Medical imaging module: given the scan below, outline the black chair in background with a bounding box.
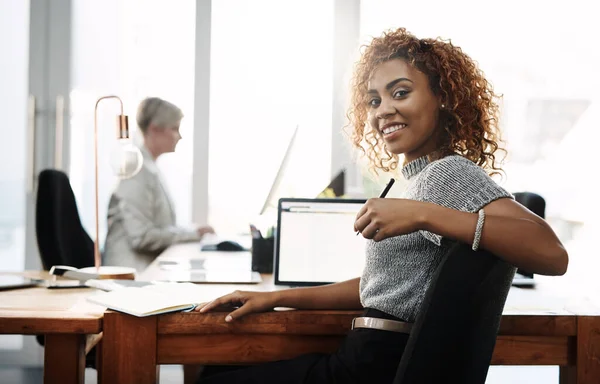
[393,243,516,384]
[513,192,546,219]
[513,192,546,279]
[35,169,97,367]
[35,169,95,270]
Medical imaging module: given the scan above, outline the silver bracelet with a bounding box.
[472,209,485,251]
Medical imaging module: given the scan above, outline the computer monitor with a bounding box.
[274,198,367,286]
[317,169,345,197]
[259,125,300,216]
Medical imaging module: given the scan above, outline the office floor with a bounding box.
[0,365,560,384]
[0,366,184,384]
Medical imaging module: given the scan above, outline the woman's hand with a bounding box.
[354,198,428,242]
[196,225,215,237]
[195,290,279,322]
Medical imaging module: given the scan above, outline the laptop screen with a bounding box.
[274,198,367,286]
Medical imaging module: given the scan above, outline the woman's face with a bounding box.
[367,58,441,163]
[149,122,182,154]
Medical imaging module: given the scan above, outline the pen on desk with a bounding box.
[356,177,395,236]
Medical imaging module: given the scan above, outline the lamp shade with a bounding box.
[109,138,143,179]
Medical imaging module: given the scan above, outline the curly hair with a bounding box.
[346,28,505,175]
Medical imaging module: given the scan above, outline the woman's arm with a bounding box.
[112,175,200,253]
[198,277,362,321]
[420,198,568,276]
[355,158,568,277]
[355,196,568,276]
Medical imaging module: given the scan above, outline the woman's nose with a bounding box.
[376,99,396,120]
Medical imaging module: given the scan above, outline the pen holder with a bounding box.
[251,237,274,273]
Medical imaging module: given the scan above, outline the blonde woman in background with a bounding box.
[103,97,214,272]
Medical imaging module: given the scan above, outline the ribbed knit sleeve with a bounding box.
[416,156,513,245]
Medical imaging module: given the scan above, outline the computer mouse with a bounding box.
[216,240,245,252]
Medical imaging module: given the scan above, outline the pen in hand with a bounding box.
[356,177,396,236]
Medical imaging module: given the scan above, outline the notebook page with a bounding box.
[87,284,205,317]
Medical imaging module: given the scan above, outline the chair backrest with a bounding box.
[35,169,95,270]
[513,192,545,219]
[513,192,545,278]
[393,243,516,384]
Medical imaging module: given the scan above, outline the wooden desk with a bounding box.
[101,243,600,383]
[0,272,104,384]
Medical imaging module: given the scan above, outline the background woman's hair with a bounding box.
[346,27,505,175]
[136,97,184,134]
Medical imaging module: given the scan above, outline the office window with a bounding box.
[0,0,28,271]
[0,0,29,352]
[69,0,196,245]
[209,0,334,235]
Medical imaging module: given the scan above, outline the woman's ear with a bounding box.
[146,124,160,136]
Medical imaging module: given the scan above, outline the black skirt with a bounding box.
[197,308,409,384]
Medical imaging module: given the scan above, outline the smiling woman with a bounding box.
[195,27,568,384]
[348,29,566,275]
[348,33,502,175]
[365,60,441,162]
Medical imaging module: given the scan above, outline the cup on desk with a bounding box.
[251,237,274,273]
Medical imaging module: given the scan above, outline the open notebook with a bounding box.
[86,282,210,317]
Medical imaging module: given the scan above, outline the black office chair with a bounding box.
[513,192,546,219]
[513,192,546,279]
[35,169,97,368]
[35,169,95,270]
[393,242,516,384]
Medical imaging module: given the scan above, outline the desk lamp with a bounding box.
[50,96,142,282]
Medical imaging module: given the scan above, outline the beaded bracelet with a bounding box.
[472,209,485,251]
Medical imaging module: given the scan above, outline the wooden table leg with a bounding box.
[44,334,86,384]
[101,312,159,384]
[96,340,103,384]
[559,366,576,384]
[577,316,600,384]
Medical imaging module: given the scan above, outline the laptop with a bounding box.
[157,249,262,284]
[511,272,536,287]
[274,198,367,286]
[0,275,41,291]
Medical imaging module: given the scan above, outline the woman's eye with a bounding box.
[368,98,380,107]
[393,89,409,98]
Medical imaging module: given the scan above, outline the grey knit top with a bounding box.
[359,154,513,322]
